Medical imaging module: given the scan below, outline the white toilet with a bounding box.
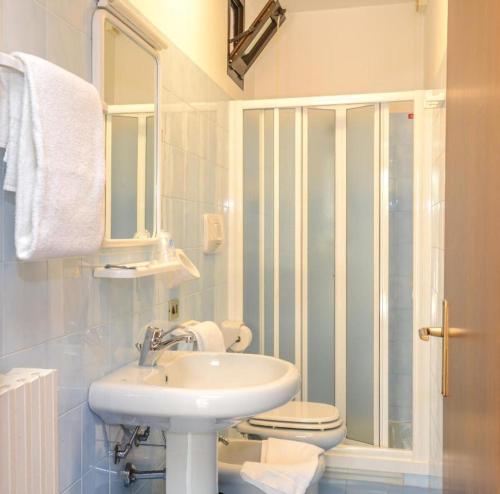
[217,321,347,493]
[218,401,346,493]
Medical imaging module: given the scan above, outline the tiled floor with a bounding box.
[319,480,442,494]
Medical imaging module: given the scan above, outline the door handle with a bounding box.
[419,299,449,397]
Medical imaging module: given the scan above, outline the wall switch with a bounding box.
[203,213,224,254]
[168,299,180,321]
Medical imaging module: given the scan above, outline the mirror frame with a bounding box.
[92,8,162,248]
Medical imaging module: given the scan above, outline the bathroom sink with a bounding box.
[90,352,298,493]
[89,351,299,432]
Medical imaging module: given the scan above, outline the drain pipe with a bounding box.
[122,463,166,487]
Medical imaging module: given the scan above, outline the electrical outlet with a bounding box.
[168,299,180,321]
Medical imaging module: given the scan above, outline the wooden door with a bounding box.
[444,1,500,492]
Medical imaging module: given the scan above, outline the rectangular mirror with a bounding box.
[92,9,161,246]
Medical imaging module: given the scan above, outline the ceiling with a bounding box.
[282,0,413,12]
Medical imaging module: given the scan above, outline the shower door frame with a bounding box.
[228,90,434,475]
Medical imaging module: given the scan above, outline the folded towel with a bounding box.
[2,53,104,260]
[190,321,226,352]
[241,438,324,494]
[0,67,24,178]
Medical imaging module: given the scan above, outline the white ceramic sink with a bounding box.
[89,351,299,494]
[89,351,299,431]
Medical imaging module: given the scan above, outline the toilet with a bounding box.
[217,321,347,493]
[236,400,346,450]
[218,400,346,493]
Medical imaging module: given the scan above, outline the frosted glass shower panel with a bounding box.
[243,110,260,354]
[243,109,275,355]
[346,105,376,445]
[306,108,336,404]
[264,111,275,357]
[279,109,296,364]
[388,102,414,449]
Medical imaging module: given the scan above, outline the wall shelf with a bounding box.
[93,249,200,285]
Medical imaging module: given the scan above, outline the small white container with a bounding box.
[156,231,175,262]
[218,439,325,494]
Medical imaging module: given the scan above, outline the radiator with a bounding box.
[0,368,58,494]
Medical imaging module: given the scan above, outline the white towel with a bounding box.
[241,438,324,494]
[0,66,24,176]
[190,321,226,352]
[2,52,104,260]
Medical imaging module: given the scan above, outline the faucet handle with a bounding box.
[147,326,164,350]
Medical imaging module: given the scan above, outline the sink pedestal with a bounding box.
[166,430,218,494]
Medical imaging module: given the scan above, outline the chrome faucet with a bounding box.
[137,325,195,367]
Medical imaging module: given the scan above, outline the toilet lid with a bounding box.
[248,402,342,431]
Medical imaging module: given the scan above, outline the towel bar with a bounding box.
[0,52,24,73]
[0,52,109,113]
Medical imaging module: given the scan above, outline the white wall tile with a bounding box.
[59,406,82,491]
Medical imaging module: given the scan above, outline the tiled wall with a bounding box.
[428,103,446,489]
[0,1,230,493]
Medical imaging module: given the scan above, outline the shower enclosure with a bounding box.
[229,92,435,474]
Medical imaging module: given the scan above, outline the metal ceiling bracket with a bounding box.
[228,0,286,89]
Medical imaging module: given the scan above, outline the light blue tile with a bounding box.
[3,261,64,354]
[162,198,185,249]
[320,479,347,493]
[81,457,109,494]
[403,488,440,494]
[180,292,202,323]
[200,253,215,289]
[0,341,47,374]
[136,276,156,314]
[404,474,429,488]
[59,406,83,491]
[43,0,95,35]
[0,156,5,264]
[104,278,136,320]
[163,144,186,200]
[200,159,216,205]
[201,287,215,321]
[45,9,89,80]
[184,201,201,249]
[1,0,47,56]
[186,109,201,157]
[82,404,109,475]
[61,479,82,494]
[178,248,202,298]
[81,261,104,329]
[81,325,109,389]
[106,312,139,371]
[185,152,200,202]
[47,333,85,414]
[58,258,85,334]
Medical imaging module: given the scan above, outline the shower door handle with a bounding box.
[419,299,450,397]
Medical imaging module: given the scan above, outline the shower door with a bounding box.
[241,101,414,450]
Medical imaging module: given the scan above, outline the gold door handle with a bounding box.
[419,300,450,397]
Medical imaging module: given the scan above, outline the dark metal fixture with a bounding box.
[228,0,286,88]
[114,426,151,464]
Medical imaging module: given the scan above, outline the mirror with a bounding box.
[93,11,160,246]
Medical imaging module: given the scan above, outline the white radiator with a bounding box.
[0,368,58,494]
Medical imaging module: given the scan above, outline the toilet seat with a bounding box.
[237,401,347,450]
[248,401,342,431]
